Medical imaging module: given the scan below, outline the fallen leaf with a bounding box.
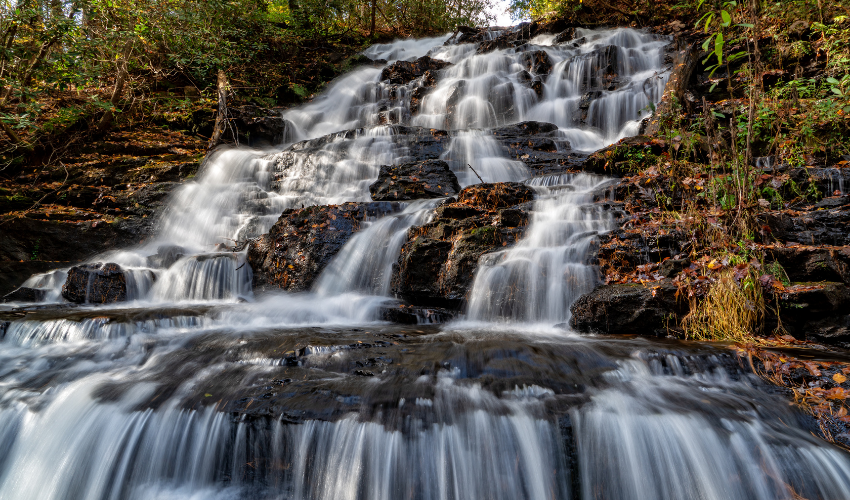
[834,373,847,384]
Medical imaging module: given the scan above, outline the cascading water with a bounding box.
[466,173,616,323]
[2,26,850,500]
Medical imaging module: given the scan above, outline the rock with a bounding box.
[659,258,690,278]
[770,282,850,346]
[247,202,403,292]
[2,287,47,303]
[764,206,850,246]
[553,28,576,44]
[268,126,451,189]
[62,263,127,304]
[520,50,553,76]
[409,69,439,115]
[645,36,699,136]
[378,302,457,324]
[369,160,461,201]
[216,105,290,147]
[146,245,185,269]
[392,182,534,308]
[0,320,8,341]
[569,280,687,336]
[491,121,579,176]
[765,246,850,284]
[583,136,666,176]
[380,56,450,85]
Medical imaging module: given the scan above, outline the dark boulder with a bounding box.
[0,320,8,340]
[247,202,402,292]
[380,56,450,85]
[569,280,687,336]
[370,160,461,201]
[392,182,534,308]
[62,263,127,304]
[2,287,47,303]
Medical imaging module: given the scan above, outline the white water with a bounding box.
[466,173,616,323]
[3,26,850,500]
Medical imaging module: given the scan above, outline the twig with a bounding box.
[467,163,485,183]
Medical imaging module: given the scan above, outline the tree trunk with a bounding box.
[97,41,133,131]
[370,0,376,37]
[208,69,229,149]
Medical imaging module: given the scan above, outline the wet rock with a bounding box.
[392,183,534,308]
[491,121,579,176]
[247,202,403,292]
[0,320,7,340]
[62,263,127,304]
[146,245,185,269]
[570,280,687,336]
[269,126,451,187]
[583,136,666,177]
[553,28,577,44]
[378,303,457,324]
[370,160,461,201]
[2,287,48,303]
[380,56,450,85]
[409,69,439,115]
[216,105,289,147]
[520,50,553,76]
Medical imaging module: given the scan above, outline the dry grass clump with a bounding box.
[682,269,765,342]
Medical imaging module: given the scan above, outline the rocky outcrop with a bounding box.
[369,160,461,201]
[380,56,450,85]
[392,182,534,308]
[247,202,402,292]
[62,263,127,304]
[569,280,687,336]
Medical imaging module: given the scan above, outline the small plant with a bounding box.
[683,267,765,342]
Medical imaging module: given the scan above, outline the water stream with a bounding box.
[2,27,850,499]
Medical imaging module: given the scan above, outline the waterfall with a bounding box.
[3,26,850,500]
[465,173,616,323]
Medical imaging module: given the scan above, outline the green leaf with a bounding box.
[713,111,726,118]
[831,87,844,96]
[705,13,715,32]
[737,23,755,28]
[702,35,713,52]
[721,10,731,27]
[826,77,841,85]
[715,32,724,64]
